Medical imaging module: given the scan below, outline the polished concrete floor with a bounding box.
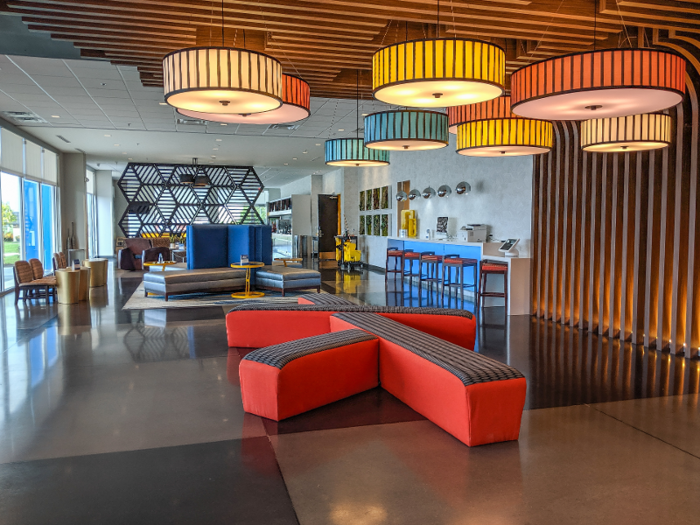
[0,260,698,524]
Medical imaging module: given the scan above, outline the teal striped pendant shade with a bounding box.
[364,110,449,151]
[324,138,390,167]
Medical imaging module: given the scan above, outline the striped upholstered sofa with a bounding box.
[230,297,526,447]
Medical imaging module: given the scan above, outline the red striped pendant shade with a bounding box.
[510,49,686,121]
[177,74,311,124]
[455,96,553,157]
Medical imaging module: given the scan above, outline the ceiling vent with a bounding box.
[267,124,300,131]
[2,111,47,124]
[176,118,206,125]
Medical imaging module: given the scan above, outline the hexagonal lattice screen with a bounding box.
[117,163,264,237]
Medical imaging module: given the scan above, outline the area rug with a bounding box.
[122,282,323,310]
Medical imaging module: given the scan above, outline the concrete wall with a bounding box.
[59,152,87,252]
[95,170,114,257]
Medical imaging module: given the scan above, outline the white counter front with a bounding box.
[387,237,532,315]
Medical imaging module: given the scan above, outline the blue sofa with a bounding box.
[186,224,273,270]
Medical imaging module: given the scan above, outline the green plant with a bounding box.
[2,203,16,232]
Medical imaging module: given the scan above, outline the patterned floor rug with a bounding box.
[122,282,322,310]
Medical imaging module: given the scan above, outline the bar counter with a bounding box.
[387,237,531,315]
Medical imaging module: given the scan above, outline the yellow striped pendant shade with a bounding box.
[372,38,505,108]
[456,96,553,157]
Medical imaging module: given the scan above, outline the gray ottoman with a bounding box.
[143,267,247,301]
[255,265,321,296]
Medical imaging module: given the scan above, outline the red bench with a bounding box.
[226,304,476,350]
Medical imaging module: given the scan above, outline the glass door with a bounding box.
[41,184,55,269]
[1,173,22,290]
[23,179,41,263]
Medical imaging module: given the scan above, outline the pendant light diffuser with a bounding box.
[177,74,310,124]
[455,96,553,157]
[372,39,505,108]
[365,110,449,151]
[510,49,686,121]
[580,113,672,152]
[163,47,283,115]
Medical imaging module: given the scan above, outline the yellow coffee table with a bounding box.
[231,262,265,299]
[144,261,177,271]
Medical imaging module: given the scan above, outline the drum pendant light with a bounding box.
[371,2,504,108]
[580,113,672,152]
[325,71,390,167]
[365,110,449,151]
[510,1,684,120]
[455,96,553,157]
[163,1,282,115]
[177,75,310,125]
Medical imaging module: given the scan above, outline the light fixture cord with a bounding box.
[614,0,632,48]
[356,70,360,139]
[593,0,598,51]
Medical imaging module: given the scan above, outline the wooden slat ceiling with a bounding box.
[2,0,700,99]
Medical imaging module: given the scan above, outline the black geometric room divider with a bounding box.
[117,163,264,237]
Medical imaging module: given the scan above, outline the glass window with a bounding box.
[41,184,55,269]
[1,172,22,290]
[87,194,97,258]
[23,179,40,263]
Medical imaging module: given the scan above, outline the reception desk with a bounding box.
[387,237,532,315]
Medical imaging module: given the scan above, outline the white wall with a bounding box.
[346,134,534,267]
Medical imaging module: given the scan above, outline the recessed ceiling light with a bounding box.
[284,163,289,166]
[303,151,308,154]
[104,134,111,137]
[114,144,120,147]
[220,123,227,126]
[292,157,298,160]
[362,113,369,116]
[338,128,344,131]
[128,158,133,160]
[159,102,168,106]
[211,155,216,158]
[213,148,219,151]
[315,143,321,146]
[51,115,60,118]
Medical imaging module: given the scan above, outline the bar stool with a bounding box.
[402,250,421,287]
[442,255,478,304]
[419,252,443,295]
[479,260,508,311]
[385,248,409,282]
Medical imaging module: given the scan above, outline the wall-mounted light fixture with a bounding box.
[408,189,421,200]
[437,185,452,197]
[396,190,408,201]
[422,187,436,199]
[455,181,471,195]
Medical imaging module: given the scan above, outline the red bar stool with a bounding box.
[419,253,443,295]
[442,255,478,304]
[402,250,422,287]
[385,248,408,282]
[479,260,508,311]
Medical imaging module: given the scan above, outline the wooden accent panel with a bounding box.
[532,35,700,358]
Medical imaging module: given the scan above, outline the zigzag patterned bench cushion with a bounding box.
[297,294,357,306]
[243,330,377,369]
[331,312,522,386]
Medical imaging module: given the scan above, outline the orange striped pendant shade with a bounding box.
[510,49,685,121]
[177,75,310,124]
[372,38,505,108]
[455,96,553,157]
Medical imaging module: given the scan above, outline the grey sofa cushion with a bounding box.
[332,312,522,386]
[143,267,246,285]
[243,330,377,369]
[257,277,320,290]
[255,265,321,281]
[144,278,245,295]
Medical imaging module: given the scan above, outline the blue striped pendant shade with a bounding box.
[364,110,449,151]
[325,138,390,167]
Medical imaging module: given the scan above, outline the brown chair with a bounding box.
[385,248,409,283]
[117,238,152,271]
[53,252,68,272]
[14,260,56,304]
[143,246,171,265]
[29,258,45,280]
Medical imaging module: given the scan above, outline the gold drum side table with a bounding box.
[83,258,108,287]
[56,269,81,304]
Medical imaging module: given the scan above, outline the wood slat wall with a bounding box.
[531,35,700,358]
